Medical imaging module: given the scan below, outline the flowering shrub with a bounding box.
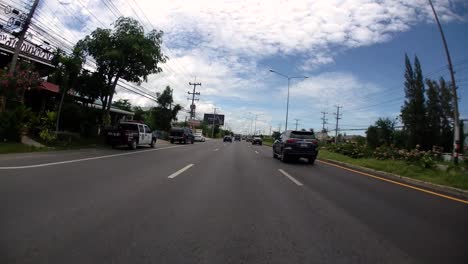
[0,64,41,101]
[328,143,437,168]
[327,142,369,159]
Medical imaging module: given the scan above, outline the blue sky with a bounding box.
[30,0,468,134]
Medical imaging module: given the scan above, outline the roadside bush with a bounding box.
[373,145,436,168]
[0,105,31,142]
[35,111,57,145]
[39,129,56,144]
[327,142,369,159]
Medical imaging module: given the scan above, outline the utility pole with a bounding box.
[211,108,217,138]
[428,0,461,164]
[188,80,201,120]
[334,105,342,143]
[321,111,328,132]
[9,0,40,74]
[254,115,258,135]
[294,119,300,130]
[269,126,272,136]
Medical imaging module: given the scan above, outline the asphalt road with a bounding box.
[1,140,467,264]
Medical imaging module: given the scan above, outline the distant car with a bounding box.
[194,132,205,142]
[272,130,318,164]
[234,135,241,141]
[223,136,233,142]
[252,136,262,145]
[246,136,253,142]
[106,121,157,150]
[169,127,194,144]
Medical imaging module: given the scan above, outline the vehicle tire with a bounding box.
[280,151,289,163]
[111,144,116,149]
[191,139,194,144]
[308,157,316,165]
[259,143,262,146]
[150,139,156,148]
[129,139,137,150]
[273,151,277,159]
[183,139,187,144]
[170,139,174,144]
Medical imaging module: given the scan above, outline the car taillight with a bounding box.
[311,139,318,145]
[286,139,297,143]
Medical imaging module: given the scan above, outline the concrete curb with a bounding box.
[318,158,468,200]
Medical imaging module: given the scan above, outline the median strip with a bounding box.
[168,164,194,179]
[278,169,303,186]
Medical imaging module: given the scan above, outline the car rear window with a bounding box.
[170,129,183,136]
[118,124,138,131]
[290,131,315,139]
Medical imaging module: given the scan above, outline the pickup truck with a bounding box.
[106,121,157,149]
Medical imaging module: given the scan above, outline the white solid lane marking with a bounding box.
[255,151,259,154]
[278,169,303,186]
[168,164,194,179]
[0,145,185,170]
[214,148,219,151]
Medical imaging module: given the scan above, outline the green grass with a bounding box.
[0,142,48,154]
[319,149,468,190]
[0,137,107,154]
[262,137,274,146]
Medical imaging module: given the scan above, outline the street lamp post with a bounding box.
[270,70,308,132]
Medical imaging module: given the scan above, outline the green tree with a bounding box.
[366,117,395,149]
[272,131,281,139]
[425,79,443,147]
[401,55,426,149]
[439,78,453,152]
[80,17,166,123]
[151,86,181,131]
[48,46,85,132]
[132,106,148,121]
[112,99,132,111]
[74,70,106,105]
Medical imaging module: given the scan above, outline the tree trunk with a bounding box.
[55,86,67,134]
[103,75,121,124]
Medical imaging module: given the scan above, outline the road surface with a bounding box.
[1,140,467,263]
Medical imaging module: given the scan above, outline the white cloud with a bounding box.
[27,0,466,132]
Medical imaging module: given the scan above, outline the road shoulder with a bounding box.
[318,158,468,201]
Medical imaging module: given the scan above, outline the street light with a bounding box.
[270,69,308,132]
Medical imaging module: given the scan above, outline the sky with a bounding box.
[21,0,468,134]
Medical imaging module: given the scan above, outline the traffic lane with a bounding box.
[96,141,413,264]
[258,146,468,263]
[0,140,179,168]
[3,139,413,264]
[0,140,222,263]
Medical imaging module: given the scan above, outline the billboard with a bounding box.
[203,114,225,126]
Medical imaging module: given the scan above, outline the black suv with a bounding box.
[223,136,233,142]
[272,130,318,164]
[252,136,262,145]
[169,127,194,144]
